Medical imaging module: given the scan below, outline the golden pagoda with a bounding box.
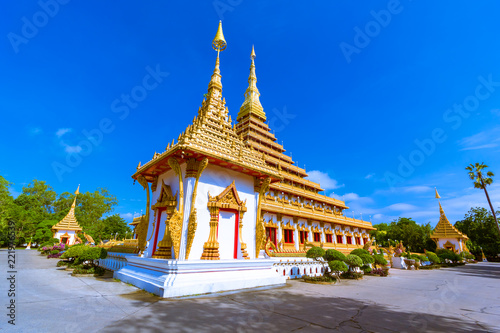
[430,189,468,253]
[52,185,82,245]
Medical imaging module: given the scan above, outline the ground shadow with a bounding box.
[446,262,500,280]
[99,284,492,333]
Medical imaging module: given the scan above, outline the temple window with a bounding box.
[363,237,368,244]
[284,229,294,243]
[299,231,308,244]
[355,237,361,245]
[346,236,353,245]
[266,227,277,245]
[313,232,321,242]
[325,234,333,243]
[336,235,343,244]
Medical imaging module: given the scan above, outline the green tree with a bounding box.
[0,176,16,246]
[12,179,57,244]
[466,163,499,237]
[75,188,118,230]
[88,214,131,242]
[455,207,500,259]
[33,220,57,244]
[384,217,434,253]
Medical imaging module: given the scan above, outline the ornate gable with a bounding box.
[208,181,247,212]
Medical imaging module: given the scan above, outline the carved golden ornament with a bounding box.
[167,157,184,259]
[298,224,309,232]
[255,217,266,257]
[312,225,321,233]
[169,210,183,259]
[281,220,295,230]
[264,219,279,229]
[151,175,159,193]
[254,177,271,257]
[185,209,197,259]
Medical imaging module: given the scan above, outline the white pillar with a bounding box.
[178,177,195,260]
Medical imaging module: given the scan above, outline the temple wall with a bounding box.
[437,238,463,253]
[190,164,258,260]
[54,230,77,245]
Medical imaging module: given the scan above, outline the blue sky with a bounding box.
[2,1,499,226]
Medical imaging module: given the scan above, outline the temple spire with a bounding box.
[237,45,266,122]
[206,21,227,112]
[71,184,80,208]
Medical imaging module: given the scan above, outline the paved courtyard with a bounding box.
[1,249,499,332]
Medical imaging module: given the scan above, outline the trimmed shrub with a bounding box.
[345,254,363,271]
[324,249,346,262]
[358,254,375,265]
[72,266,106,276]
[329,260,348,275]
[306,247,326,260]
[340,271,363,280]
[57,260,69,267]
[373,254,387,267]
[350,248,370,257]
[302,275,336,283]
[361,264,372,274]
[436,249,462,262]
[425,251,441,264]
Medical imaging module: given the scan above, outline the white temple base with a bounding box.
[114,257,286,298]
[391,256,408,269]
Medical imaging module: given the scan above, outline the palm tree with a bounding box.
[466,163,499,237]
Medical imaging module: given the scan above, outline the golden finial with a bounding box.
[212,21,227,52]
[251,44,256,59]
[435,188,441,199]
[137,161,141,169]
[75,184,80,195]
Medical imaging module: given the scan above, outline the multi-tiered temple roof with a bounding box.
[52,186,82,232]
[431,202,468,241]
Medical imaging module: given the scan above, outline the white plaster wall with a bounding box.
[437,238,462,252]
[55,230,76,244]
[189,164,257,260]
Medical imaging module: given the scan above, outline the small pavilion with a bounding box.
[52,186,83,245]
[431,189,469,253]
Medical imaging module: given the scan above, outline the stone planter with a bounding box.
[404,259,415,270]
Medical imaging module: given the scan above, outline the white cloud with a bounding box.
[375,185,433,196]
[386,203,418,211]
[56,128,72,138]
[365,173,375,179]
[120,213,134,220]
[64,145,82,153]
[306,170,344,190]
[458,127,500,151]
[461,143,498,151]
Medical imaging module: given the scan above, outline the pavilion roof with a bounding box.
[52,186,82,232]
[431,202,468,240]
